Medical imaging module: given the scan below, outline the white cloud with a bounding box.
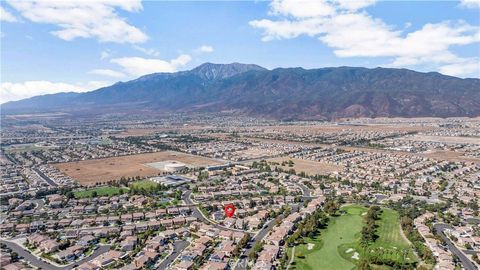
[459,0,480,8]
[6,0,147,43]
[270,0,335,18]
[111,54,192,76]
[132,45,161,57]
[439,58,480,77]
[101,50,111,60]
[1,80,111,103]
[197,45,214,53]
[250,0,480,77]
[0,6,17,22]
[334,0,376,11]
[171,54,192,66]
[89,69,125,78]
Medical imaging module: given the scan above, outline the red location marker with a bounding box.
[224,204,236,218]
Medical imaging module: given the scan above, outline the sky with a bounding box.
[1,0,479,103]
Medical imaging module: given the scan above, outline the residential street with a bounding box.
[0,239,110,270]
[433,223,477,270]
[156,240,189,269]
[234,215,283,270]
[33,167,58,186]
[182,190,255,236]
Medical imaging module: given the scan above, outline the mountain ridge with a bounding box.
[2,63,480,119]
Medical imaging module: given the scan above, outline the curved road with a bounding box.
[0,239,110,270]
[156,240,188,269]
[433,223,477,270]
[182,190,254,236]
[184,177,313,270]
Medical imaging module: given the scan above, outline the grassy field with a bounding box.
[130,180,160,190]
[291,205,367,270]
[366,208,418,265]
[374,208,410,249]
[290,205,417,270]
[74,186,128,198]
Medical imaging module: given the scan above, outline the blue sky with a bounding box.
[1,0,479,103]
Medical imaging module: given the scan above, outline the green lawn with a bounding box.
[130,180,160,190]
[74,186,128,198]
[291,205,367,270]
[367,208,418,264]
[290,205,417,270]
[373,208,410,249]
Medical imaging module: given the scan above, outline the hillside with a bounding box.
[2,63,480,119]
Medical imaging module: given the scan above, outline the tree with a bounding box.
[295,251,305,258]
[357,259,371,270]
[472,253,480,264]
[248,241,264,261]
[66,191,74,199]
[10,251,19,262]
[324,200,338,216]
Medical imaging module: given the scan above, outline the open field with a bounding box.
[74,186,128,198]
[340,145,480,164]
[405,135,480,145]
[4,144,55,154]
[291,205,366,270]
[54,151,223,186]
[267,157,343,175]
[4,112,70,120]
[291,205,416,270]
[241,135,480,164]
[421,150,480,163]
[115,125,211,137]
[257,123,433,134]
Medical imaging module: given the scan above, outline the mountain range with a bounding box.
[2,63,480,119]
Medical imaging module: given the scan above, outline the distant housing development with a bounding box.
[0,114,479,270]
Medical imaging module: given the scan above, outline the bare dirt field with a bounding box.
[341,146,480,164]
[54,151,223,186]
[421,150,480,163]
[266,157,343,175]
[115,125,213,137]
[257,124,433,134]
[405,135,480,145]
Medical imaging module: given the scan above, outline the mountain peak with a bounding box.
[189,62,266,80]
[2,66,479,119]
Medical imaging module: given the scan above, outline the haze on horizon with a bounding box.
[1,0,480,103]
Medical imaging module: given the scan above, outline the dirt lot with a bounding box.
[115,125,212,137]
[421,150,480,163]
[405,135,480,145]
[266,157,343,175]
[54,151,223,186]
[257,123,433,134]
